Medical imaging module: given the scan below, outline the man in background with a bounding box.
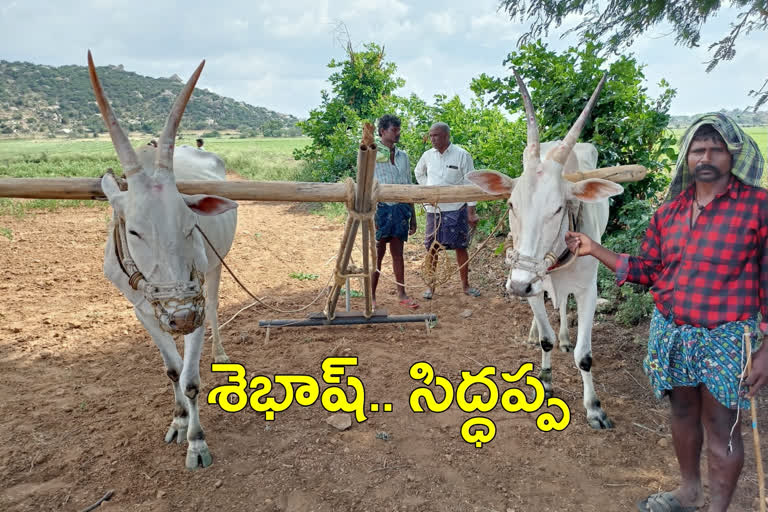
[415,122,480,299]
[371,114,419,310]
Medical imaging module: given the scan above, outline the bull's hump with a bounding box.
[173,146,226,181]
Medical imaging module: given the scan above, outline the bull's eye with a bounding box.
[129,230,142,239]
[554,206,563,215]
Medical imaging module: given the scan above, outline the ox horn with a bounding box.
[512,68,540,164]
[87,51,141,177]
[156,60,205,174]
[551,74,608,166]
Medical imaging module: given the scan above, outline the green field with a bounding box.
[0,135,310,181]
[0,135,310,216]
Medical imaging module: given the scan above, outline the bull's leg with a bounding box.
[134,308,189,446]
[573,284,613,429]
[205,265,230,364]
[558,297,572,352]
[527,317,538,345]
[180,328,212,469]
[527,294,556,399]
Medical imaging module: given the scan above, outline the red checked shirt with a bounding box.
[615,175,768,333]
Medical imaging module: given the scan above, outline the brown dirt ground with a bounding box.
[1,192,767,511]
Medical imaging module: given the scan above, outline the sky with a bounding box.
[1,0,765,119]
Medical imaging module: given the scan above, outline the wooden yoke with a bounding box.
[324,123,379,320]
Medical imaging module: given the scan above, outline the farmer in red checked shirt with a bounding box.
[566,113,767,512]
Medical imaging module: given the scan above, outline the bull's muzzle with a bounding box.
[506,278,535,297]
[168,307,203,334]
[143,275,206,335]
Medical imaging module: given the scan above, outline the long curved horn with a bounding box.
[512,68,540,164]
[156,60,205,173]
[552,74,608,165]
[87,50,141,177]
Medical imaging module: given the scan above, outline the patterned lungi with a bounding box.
[644,307,760,410]
[375,203,413,242]
[424,206,469,250]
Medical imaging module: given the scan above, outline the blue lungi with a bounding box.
[375,203,413,242]
[644,307,760,410]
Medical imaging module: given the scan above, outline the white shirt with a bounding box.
[414,143,476,212]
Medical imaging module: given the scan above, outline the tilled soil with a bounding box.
[1,196,766,511]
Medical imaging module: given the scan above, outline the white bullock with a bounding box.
[468,70,623,429]
[89,51,238,468]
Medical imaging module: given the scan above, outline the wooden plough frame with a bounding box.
[0,126,648,328]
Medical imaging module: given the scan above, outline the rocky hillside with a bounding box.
[0,60,301,137]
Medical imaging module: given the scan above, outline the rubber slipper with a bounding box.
[636,491,700,512]
[464,287,481,297]
[399,298,419,310]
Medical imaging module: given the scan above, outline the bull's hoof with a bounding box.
[165,424,188,445]
[558,342,573,353]
[214,354,230,364]
[587,411,614,430]
[186,441,213,470]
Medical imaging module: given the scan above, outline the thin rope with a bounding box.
[728,330,748,454]
[195,225,334,315]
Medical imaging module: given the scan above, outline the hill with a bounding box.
[0,60,301,137]
[669,109,768,129]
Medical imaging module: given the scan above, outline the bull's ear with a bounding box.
[183,194,238,216]
[466,170,517,195]
[101,172,127,213]
[567,178,624,203]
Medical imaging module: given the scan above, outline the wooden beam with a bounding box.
[0,165,647,202]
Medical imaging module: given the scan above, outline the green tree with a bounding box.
[374,92,527,234]
[293,42,405,182]
[472,39,678,322]
[498,0,768,110]
[261,119,283,137]
[471,38,677,234]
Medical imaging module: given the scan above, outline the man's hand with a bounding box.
[467,206,479,229]
[565,231,594,257]
[745,344,768,398]
[409,219,417,236]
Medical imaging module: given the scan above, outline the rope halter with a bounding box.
[113,217,206,334]
[504,202,581,284]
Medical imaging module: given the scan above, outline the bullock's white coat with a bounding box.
[101,144,237,469]
[90,51,238,469]
[469,140,623,429]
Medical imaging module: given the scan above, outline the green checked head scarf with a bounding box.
[666,112,765,202]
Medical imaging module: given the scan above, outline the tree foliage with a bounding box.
[498,0,768,110]
[293,43,404,182]
[471,38,678,233]
[374,93,527,233]
[294,40,528,236]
